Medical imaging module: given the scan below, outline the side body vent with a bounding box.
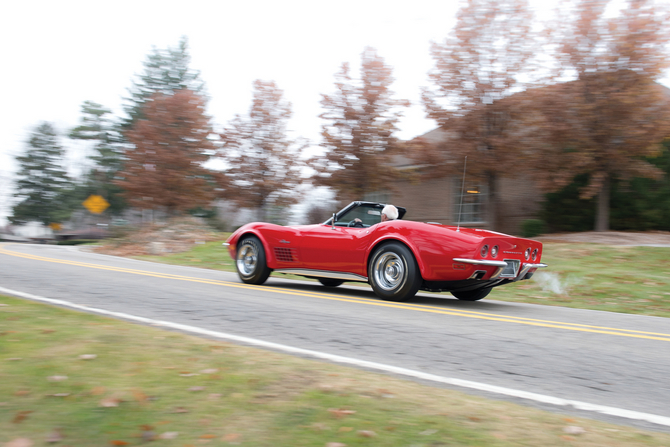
[274,247,298,263]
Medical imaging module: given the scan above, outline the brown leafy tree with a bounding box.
[531,0,670,231]
[115,89,217,215]
[312,47,409,203]
[421,0,538,230]
[220,80,303,222]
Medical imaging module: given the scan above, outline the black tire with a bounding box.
[318,278,344,287]
[368,242,421,302]
[235,236,271,285]
[451,287,492,301]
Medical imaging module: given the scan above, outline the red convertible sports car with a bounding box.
[224,201,547,302]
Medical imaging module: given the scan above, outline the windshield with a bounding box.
[327,203,385,227]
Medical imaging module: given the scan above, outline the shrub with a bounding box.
[521,219,546,238]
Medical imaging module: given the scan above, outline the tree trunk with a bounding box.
[487,171,498,231]
[595,175,610,232]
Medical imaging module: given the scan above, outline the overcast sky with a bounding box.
[1,0,668,226]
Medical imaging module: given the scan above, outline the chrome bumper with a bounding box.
[453,258,547,280]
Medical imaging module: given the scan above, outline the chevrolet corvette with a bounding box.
[224,201,547,302]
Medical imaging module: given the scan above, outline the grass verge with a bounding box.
[2,294,670,446]
[136,241,670,318]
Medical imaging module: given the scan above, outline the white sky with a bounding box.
[1,0,668,226]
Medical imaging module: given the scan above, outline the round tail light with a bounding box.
[481,245,489,258]
[524,248,531,260]
[532,249,538,261]
[491,245,499,258]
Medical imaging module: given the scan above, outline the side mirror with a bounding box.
[331,213,336,230]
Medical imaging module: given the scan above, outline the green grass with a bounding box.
[3,294,670,446]
[137,240,670,318]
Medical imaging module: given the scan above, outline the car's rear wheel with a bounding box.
[318,278,344,287]
[451,287,491,301]
[236,236,271,285]
[368,242,421,302]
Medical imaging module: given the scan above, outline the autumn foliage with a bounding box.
[116,89,217,214]
[220,80,303,221]
[312,47,408,203]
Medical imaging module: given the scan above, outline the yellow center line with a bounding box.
[2,244,670,342]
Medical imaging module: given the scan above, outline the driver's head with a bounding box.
[381,205,398,222]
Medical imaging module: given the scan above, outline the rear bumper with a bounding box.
[453,258,547,281]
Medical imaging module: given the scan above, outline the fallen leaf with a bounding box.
[41,329,55,334]
[158,432,179,439]
[222,433,240,442]
[79,354,97,360]
[5,438,33,447]
[358,430,376,438]
[12,410,33,424]
[109,441,129,446]
[15,389,30,396]
[132,389,148,403]
[46,428,64,443]
[420,429,438,435]
[47,375,68,382]
[326,443,347,447]
[99,396,121,407]
[563,426,586,435]
[170,406,189,413]
[188,386,205,392]
[200,434,217,439]
[48,393,71,397]
[338,427,353,433]
[91,386,106,395]
[208,393,222,400]
[180,373,199,377]
[328,408,356,418]
[200,368,218,374]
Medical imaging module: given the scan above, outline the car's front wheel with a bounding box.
[451,287,491,301]
[236,236,271,285]
[368,242,421,302]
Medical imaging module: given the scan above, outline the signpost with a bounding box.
[83,195,110,214]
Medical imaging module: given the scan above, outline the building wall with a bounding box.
[390,174,543,236]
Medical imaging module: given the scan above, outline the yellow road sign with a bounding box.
[83,195,110,214]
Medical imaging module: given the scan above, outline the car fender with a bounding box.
[365,233,428,279]
[226,225,279,267]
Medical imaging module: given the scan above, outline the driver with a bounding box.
[381,204,398,222]
[351,204,398,227]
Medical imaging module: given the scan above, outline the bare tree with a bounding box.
[220,80,304,222]
[421,0,538,230]
[312,47,409,203]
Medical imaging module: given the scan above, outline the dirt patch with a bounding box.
[536,231,670,246]
[91,216,221,257]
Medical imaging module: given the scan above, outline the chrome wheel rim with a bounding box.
[373,252,406,291]
[237,242,258,277]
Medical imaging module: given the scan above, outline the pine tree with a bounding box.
[121,36,205,132]
[69,101,126,214]
[11,122,72,225]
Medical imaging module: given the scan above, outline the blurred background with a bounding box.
[2,0,669,242]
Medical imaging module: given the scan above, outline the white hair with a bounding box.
[382,204,398,220]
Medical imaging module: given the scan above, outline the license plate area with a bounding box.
[500,259,520,278]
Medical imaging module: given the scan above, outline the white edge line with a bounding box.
[2,285,670,428]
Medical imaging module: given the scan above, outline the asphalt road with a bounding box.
[2,243,670,431]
